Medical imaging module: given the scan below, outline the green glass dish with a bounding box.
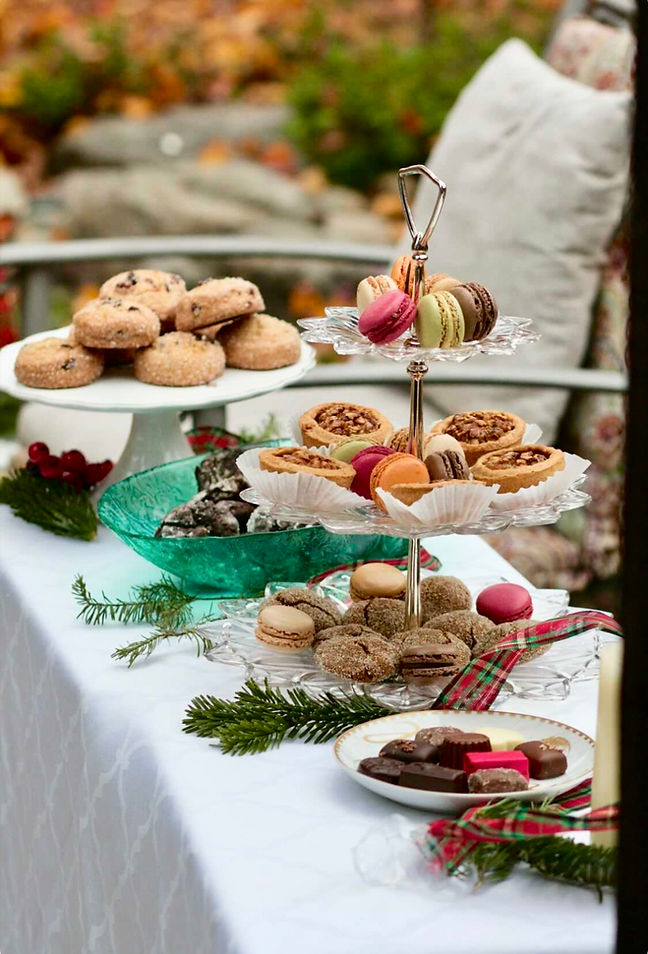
[98,453,407,597]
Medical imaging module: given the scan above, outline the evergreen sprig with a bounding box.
[72,574,196,629]
[183,679,394,754]
[111,624,216,668]
[0,470,97,540]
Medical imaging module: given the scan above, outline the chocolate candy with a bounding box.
[468,768,528,793]
[358,757,404,784]
[439,733,491,769]
[425,449,470,482]
[379,739,420,763]
[399,762,467,793]
[463,750,530,779]
[515,741,568,779]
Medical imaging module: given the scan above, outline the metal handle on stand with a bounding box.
[397,165,447,628]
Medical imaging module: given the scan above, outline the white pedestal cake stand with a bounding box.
[0,327,316,493]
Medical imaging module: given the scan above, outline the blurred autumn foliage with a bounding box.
[0,0,561,189]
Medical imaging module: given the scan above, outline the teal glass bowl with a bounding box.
[98,453,407,597]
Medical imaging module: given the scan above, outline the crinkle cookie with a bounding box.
[176,277,264,332]
[260,587,342,633]
[430,610,495,652]
[314,632,398,683]
[100,269,187,324]
[420,575,472,621]
[343,598,405,639]
[473,619,548,664]
[15,337,104,389]
[218,313,301,370]
[73,298,160,349]
[134,332,225,386]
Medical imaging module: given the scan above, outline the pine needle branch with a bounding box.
[0,470,97,540]
[111,624,216,668]
[182,679,395,754]
[72,574,196,628]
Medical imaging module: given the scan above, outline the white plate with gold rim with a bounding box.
[334,709,594,814]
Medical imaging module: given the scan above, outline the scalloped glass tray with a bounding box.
[240,481,591,540]
[204,570,601,709]
[298,309,539,362]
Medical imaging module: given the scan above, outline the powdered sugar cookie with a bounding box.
[15,337,104,389]
[133,332,225,386]
[218,313,300,370]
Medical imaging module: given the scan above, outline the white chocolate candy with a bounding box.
[475,726,526,751]
[356,275,397,315]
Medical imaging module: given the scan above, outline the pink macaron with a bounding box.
[358,290,417,344]
[476,583,533,625]
[350,445,395,498]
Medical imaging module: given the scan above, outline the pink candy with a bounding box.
[463,750,530,780]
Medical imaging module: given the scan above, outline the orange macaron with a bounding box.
[370,452,430,510]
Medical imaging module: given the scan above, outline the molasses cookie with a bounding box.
[73,298,160,349]
[343,598,406,638]
[473,619,548,664]
[471,445,565,494]
[314,632,399,683]
[133,332,225,386]
[260,587,342,633]
[430,410,526,466]
[312,623,379,647]
[99,269,187,326]
[429,610,495,652]
[420,576,472,621]
[176,277,264,332]
[14,337,104,389]
[299,402,393,448]
[218,313,300,370]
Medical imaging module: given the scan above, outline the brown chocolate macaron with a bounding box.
[449,282,498,341]
[343,598,406,638]
[397,628,470,686]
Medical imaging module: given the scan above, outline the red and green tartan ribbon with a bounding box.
[424,778,618,874]
[433,610,623,711]
[307,548,441,587]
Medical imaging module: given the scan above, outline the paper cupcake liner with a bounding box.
[236,446,368,513]
[376,481,499,530]
[488,453,590,512]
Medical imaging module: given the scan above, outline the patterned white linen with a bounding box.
[0,512,615,954]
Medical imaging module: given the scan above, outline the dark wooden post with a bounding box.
[617,6,648,952]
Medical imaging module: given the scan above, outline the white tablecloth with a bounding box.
[0,509,615,954]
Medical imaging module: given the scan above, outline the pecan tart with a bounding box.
[471,444,565,494]
[299,402,393,448]
[430,410,525,466]
[258,446,355,488]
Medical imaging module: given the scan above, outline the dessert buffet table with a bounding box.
[0,509,614,954]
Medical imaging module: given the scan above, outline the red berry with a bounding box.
[61,471,84,492]
[28,442,49,464]
[61,450,86,473]
[83,460,112,487]
[38,455,62,480]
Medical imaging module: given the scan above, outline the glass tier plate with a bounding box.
[240,481,591,540]
[298,309,539,362]
[205,572,601,709]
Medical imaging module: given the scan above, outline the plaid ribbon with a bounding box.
[433,610,623,711]
[307,548,441,587]
[424,779,618,874]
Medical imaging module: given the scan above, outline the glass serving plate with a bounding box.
[240,481,591,540]
[205,570,601,708]
[298,309,539,363]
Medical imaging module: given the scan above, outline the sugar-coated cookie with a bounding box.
[15,337,104,389]
[176,277,265,332]
[218,313,301,370]
[133,332,225,386]
[73,298,160,349]
[99,269,187,325]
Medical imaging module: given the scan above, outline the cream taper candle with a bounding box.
[590,641,624,848]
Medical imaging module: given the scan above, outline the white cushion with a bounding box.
[396,38,630,441]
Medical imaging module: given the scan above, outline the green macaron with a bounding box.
[415,291,465,349]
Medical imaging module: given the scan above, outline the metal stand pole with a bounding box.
[404,358,428,628]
